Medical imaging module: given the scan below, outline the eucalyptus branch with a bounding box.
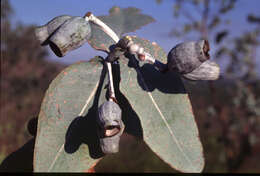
[85,12,119,101]
[85,12,167,72]
[33,7,222,169]
[117,36,168,72]
[84,12,119,42]
[106,61,116,101]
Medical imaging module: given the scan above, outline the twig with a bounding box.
[106,62,116,101]
[86,12,167,72]
[119,36,168,72]
[85,12,167,98]
[84,12,119,42]
[85,12,119,101]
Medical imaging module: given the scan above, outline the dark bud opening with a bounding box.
[203,40,210,60]
[104,125,120,137]
[49,41,63,57]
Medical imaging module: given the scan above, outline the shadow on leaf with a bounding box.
[64,60,107,159]
[112,62,143,139]
[94,133,177,172]
[64,58,145,162]
[126,53,186,94]
[92,60,177,172]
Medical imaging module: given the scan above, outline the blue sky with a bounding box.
[8,0,260,74]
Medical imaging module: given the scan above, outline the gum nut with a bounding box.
[182,60,220,81]
[98,101,122,125]
[35,15,72,45]
[98,101,124,154]
[100,135,120,154]
[167,40,210,74]
[48,17,91,57]
[99,121,125,154]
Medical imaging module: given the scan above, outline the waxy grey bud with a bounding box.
[35,15,72,45]
[97,101,124,154]
[167,40,220,80]
[167,40,210,74]
[183,60,220,81]
[48,17,91,57]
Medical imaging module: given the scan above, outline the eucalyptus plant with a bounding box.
[34,7,220,173]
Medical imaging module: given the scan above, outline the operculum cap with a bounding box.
[48,16,91,57]
[167,40,220,80]
[167,40,210,74]
[97,101,125,154]
[98,101,122,125]
[183,60,220,81]
[35,15,72,45]
[35,15,92,57]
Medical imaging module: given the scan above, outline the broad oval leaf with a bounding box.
[34,57,108,172]
[118,36,205,173]
[87,6,155,52]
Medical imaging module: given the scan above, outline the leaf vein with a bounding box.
[47,81,99,171]
[134,63,196,170]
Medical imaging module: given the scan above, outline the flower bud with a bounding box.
[35,15,72,45]
[48,17,91,57]
[167,40,210,74]
[182,60,220,81]
[97,101,124,154]
[167,40,220,80]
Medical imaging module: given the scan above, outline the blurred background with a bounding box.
[1,0,260,173]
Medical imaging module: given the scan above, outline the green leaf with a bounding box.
[34,57,108,172]
[87,6,155,52]
[118,36,205,173]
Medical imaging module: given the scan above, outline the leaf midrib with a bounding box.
[125,60,197,171]
[47,81,100,171]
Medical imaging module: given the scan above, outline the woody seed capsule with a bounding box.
[35,15,72,45]
[97,101,124,154]
[167,40,210,74]
[167,40,220,80]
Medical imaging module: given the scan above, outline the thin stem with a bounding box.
[85,12,119,42]
[123,36,167,72]
[125,36,156,64]
[106,62,116,100]
[85,13,167,99]
[85,12,119,101]
[86,13,167,73]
